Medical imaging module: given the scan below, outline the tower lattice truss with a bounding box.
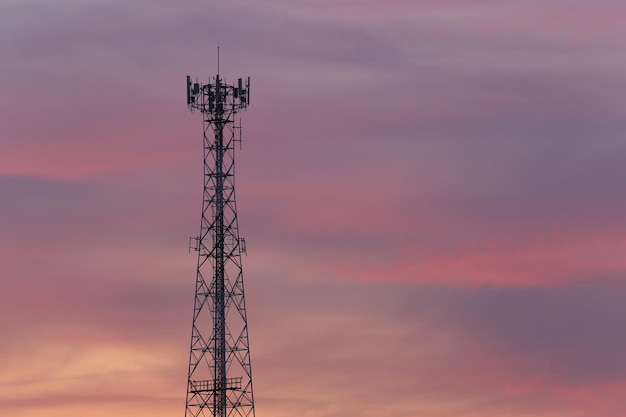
[184,73,254,417]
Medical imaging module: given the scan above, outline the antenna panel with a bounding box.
[186,75,192,105]
[246,77,250,105]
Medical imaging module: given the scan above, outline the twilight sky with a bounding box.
[1,1,626,416]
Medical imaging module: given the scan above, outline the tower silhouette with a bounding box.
[184,70,254,417]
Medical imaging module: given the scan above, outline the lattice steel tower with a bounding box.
[184,69,254,417]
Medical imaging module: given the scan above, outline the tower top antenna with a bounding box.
[217,44,220,75]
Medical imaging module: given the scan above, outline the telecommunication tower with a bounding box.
[184,68,254,417]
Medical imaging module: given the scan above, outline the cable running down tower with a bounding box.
[184,70,254,417]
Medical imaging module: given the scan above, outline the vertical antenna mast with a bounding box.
[184,59,253,417]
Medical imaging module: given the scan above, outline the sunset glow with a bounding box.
[2,1,626,416]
